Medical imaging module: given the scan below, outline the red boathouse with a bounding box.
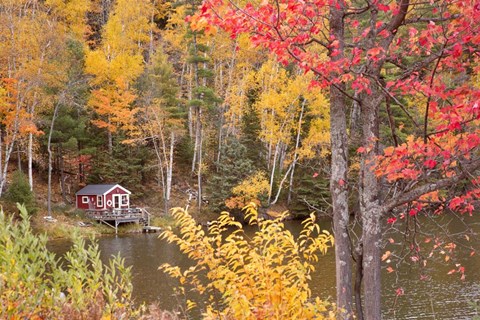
[75,184,131,210]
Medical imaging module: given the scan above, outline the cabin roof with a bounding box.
[76,184,131,196]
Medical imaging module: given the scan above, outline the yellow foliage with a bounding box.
[89,87,140,135]
[85,0,153,134]
[249,60,331,160]
[45,0,91,39]
[226,171,269,209]
[162,4,188,53]
[160,204,335,319]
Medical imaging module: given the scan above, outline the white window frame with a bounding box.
[97,195,103,207]
[121,194,128,206]
[82,196,89,204]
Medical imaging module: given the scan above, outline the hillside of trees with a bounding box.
[0,0,335,218]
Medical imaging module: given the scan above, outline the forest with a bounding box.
[0,0,479,319]
[0,0,335,217]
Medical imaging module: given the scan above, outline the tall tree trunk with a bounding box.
[47,102,60,217]
[329,1,354,318]
[360,85,383,320]
[267,140,272,170]
[0,107,20,197]
[216,106,224,164]
[197,125,203,209]
[153,137,165,187]
[59,145,68,203]
[354,243,364,320]
[191,32,201,174]
[107,125,113,155]
[278,141,286,175]
[349,92,362,145]
[271,161,294,205]
[188,65,194,139]
[28,132,33,190]
[0,137,16,198]
[77,140,84,184]
[288,99,305,204]
[267,143,279,205]
[17,144,22,172]
[166,131,175,212]
[190,31,203,207]
[216,66,224,164]
[191,109,198,173]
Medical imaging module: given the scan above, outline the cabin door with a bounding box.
[113,195,121,209]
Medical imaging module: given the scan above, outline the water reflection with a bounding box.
[47,216,480,319]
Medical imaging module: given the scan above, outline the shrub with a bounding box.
[4,170,37,214]
[161,204,335,319]
[0,204,139,319]
[225,171,269,209]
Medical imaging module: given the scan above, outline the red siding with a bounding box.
[76,187,130,210]
[76,195,97,210]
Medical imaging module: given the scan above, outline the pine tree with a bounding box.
[4,171,37,214]
[207,137,255,213]
[240,89,264,166]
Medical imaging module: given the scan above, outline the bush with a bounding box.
[4,170,37,214]
[161,204,335,319]
[0,204,139,319]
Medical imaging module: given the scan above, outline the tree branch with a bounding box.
[383,159,480,213]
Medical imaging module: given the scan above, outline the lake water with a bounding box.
[47,217,480,319]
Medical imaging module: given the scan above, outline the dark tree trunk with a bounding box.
[329,2,353,317]
[359,84,383,320]
[354,242,364,320]
[59,145,69,204]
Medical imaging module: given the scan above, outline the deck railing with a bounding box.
[85,207,145,221]
[85,207,152,234]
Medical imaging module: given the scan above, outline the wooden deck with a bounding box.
[85,207,151,233]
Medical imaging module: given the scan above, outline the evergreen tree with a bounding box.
[207,137,255,213]
[240,89,264,167]
[87,140,153,198]
[4,171,37,214]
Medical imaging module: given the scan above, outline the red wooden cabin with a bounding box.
[76,184,131,211]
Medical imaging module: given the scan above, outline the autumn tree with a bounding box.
[0,0,71,194]
[0,78,23,197]
[135,47,184,212]
[39,38,98,212]
[85,0,154,152]
[195,1,480,319]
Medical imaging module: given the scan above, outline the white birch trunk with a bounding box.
[267,143,279,205]
[288,99,305,204]
[166,132,174,204]
[0,134,17,198]
[271,161,294,205]
[28,133,33,190]
[0,96,22,197]
[47,101,60,217]
[197,126,203,209]
[152,137,165,190]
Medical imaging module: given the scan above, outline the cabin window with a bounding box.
[97,195,103,207]
[121,195,128,205]
[82,196,89,204]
